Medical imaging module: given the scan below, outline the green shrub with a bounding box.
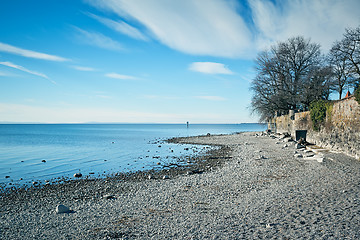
[310,100,333,131]
[355,87,360,105]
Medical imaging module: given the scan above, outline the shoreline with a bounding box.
[1,131,360,239]
[0,139,230,193]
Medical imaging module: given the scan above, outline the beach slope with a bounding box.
[1,132,360,239]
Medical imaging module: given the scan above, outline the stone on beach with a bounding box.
[73,173,82,178]
[56,204,70,214]
[256,155,267,160]
[303,154,325,163]
[296,143,305,149]
[163,175,170,180]
[103,194,115,200]
[304,152,315,157]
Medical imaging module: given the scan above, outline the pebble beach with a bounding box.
[1,132,360,239]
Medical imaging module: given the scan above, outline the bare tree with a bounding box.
[330,26,360,90]
[251,36,327,120]
[328,49,354,99]
[302,65,334,106]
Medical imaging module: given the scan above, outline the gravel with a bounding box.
[1,132,360,239]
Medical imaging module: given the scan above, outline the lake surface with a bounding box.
[0,123,266,187]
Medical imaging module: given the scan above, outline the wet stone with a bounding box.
[74,173,82,178]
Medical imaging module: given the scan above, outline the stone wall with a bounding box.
[275,96,360,159]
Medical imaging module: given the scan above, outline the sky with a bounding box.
[0,0,359,124]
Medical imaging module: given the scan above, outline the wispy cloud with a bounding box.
[86,0,252,58]
[71,65,97,71]
[249,0,360,51]
[87,13,148,41]
[87,0,360,57]
[74,27,123,51]
[0,42,68,61]
[195,96,227,101]
[0,61,56,84]
[105,72,139,80]
[189,62,234,75]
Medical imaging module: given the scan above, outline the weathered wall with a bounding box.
[275,96,360,159]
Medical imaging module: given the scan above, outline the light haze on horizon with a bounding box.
[1,0,359,123]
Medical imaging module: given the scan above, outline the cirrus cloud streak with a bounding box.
[74,27,123,51]
[87,13,148,41]
[0,42,69,61]
[0,61,56,84]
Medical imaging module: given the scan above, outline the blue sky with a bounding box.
[0,0,359,123]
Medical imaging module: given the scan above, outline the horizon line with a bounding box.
[0,121,263,125]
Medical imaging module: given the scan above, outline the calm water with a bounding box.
[0,123,266,187]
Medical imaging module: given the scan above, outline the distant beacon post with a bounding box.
[186,121,189,128]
